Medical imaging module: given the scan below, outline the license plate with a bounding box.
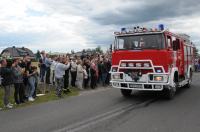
[129,84,142,88]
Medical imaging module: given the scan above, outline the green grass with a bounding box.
[0,85,79,110]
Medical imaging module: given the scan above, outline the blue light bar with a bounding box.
[121,28,126,32]
[159,24,164,31]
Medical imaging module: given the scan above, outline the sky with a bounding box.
[0,0,200,53]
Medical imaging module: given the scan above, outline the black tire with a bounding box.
[185,70,192,88]
[164,86,176,100]
[120,89,132,97]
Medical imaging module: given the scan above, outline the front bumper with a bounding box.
[110,72,170,91]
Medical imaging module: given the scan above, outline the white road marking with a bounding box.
[52,98,156,132]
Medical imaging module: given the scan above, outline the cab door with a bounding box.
[177,40,184,76]
[183,45,189,77]
[172,37,184,76]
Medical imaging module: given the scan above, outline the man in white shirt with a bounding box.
[55,57,70,97]
[50,57,58,85]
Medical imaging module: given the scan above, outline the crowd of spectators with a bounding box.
[39,51,111,97]
[0,56,38,108]
[0,50,111,109]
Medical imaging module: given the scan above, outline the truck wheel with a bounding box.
[120,89,132,97]
[164,86,176,99]
[185,70,192,88]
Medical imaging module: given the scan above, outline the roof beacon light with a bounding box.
[134,27,137,32]
[136,26,140,32]
[121,28,126,33]
[159,24,164,31]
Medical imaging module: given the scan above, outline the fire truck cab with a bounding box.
[110,25,194,99]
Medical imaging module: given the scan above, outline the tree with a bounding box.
[86,48,91,52]
[35,50,41,61]
[82,49,86,53]
[95,46,103,54]
[71,50,75,54]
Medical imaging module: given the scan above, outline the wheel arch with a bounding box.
[170,67,178,87]
[187,65,193,79]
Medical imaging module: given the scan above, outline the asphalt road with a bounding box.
[0,73,200,132]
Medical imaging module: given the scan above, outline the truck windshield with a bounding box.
[114,34,165,50]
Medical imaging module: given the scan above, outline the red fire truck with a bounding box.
[110,25,194,99]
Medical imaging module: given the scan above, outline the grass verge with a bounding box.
[0,85,79,110]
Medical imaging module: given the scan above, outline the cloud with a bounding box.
[0,0,199,53]
[89,0,200,25]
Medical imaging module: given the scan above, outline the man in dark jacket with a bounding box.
[0,59,13,108]
[12,58,25,104]
[105,58,111,85]
[19,55,30,100]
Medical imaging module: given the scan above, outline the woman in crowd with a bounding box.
[76,60,84,90]
[70,58,77,87]
[32,66,39,98]
[50,57,58,85]
[83,65,88,88]
[83,59,90,88]
[26,62,38,101]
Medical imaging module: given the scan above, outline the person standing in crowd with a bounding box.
[105,58,111,85]
[55,57,70,97]
[32,66,39,98]
[101,59,109,86]
[39,51,46,82]
[12,58,25,104]
[195,58,199,72]
[51,57,58,85]
[63,56,71,93]
[26,62,38,101]
[0,59,13,108]
[83,59,90,88]
[70,58,77,87]
[198,58,200,72]
[90,59,98,89]
[83,65,88,88]
[97,60,103,84]
[76,60,84,90]
[45,54,52,84]
[19,55,31,100]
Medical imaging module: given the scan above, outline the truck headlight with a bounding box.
[154,76,163,81]
[136,63,142,67]
[112,67,118,72]
[113,74,120,79]
[112,73,123,80]
[120,63,127,67]
[128,63,134,67]
[144,63,150,67]
[149,74,168,83]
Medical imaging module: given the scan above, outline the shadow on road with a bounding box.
[119,85,191,104]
